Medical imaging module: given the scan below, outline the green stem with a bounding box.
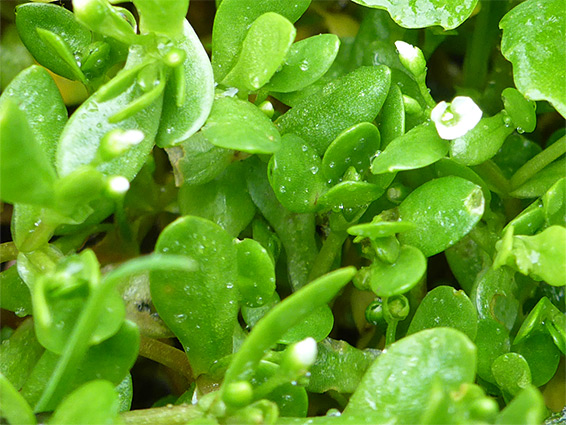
[121,405,202,425]
[509,136,566,190]
[0,242,18,263]
[385,320,398,347]
[462,0,492,89]
[472,160,511,196]
[307,231,348,282]
[139,335,193,381]
[416,73,436,109]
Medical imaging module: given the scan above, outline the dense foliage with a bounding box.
[0,0,565,424]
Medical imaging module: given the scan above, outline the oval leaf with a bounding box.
[398,176,485,257]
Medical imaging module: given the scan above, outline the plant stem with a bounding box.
[307,230,348,282]
[509,136,566,190]
[139,335,193,381]
[121,405,202,425]
[385,320,398,347]
[472,160,511,196]
[0,242,18,263]
[416,73,436,109]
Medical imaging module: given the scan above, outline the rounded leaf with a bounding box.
[408,285,477,341]
[322,122,381,185]
[398,176,485,256]
[369,245,426,297]
[235,238,276,308]
[344,328,477,423]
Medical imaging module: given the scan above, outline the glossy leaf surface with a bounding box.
[351,0,478,30]
[15,3,91,81]
[57,47,163,180]
[369,245,426,297]
[0,99,57,206]
[151,216,239,376]
[322,122,381,185]
[211,0,311,81]
[266,34,340,93]
[235,238,276,308]
[371,121,449,174]
[277,65,391,155]
[408,285,477,340]
[221,12,296,92]
[269,134,328,213]
[344,328,476,423]
[500,0,566,117]
[156,20,215,147]
[0,65,67,168]
[398,176,485,256]
[201,96,280,154]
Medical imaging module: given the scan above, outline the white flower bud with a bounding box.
[395,41,426,78]
[107,176,130,195]
[431,96,483,140]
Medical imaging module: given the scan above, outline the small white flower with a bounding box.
[431,96,483,140]
[108,176,130,195]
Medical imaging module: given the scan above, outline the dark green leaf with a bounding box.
[276,65,391,155]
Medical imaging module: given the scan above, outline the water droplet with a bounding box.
[310,166,318,175]
[279,185,287,193]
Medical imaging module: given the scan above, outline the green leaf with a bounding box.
[368,245,426,297]
[235,238,276,308]
[48,380,119,425]
[221,12,296,92]
[500,0,566,118]
[276,65,391,155]
[200,96,280,154]
[178,162,256,237]
[266,34,340,93]
[222,267,356,385]
[352,0,478,30]
[408,285,477,341]
[494,226,566,286]
[502,88,537,133]
[317,181,386,211]
[0,65,67,168]
[279,305,334,344]
[307,338,379,394]
[513,331,561,387]
[0,372,36,425]
[251,361,308,417]
[510,158,566,199]
[132,0,188,37]
[0,98,57,206]
[495,386,546,425]
[322,122,381,185]
[15,3,92,81]
[166,132,234,187]
[492,134,542,179]
[344,328,477,423]
[0,267,32,317]
[542,177,566,227]
[449,113,515,166]
[0,319,44,391]
[247,158,318,291]
[376,84,405,148]
[371,121,449,174]
[21,320,139,411]
[445,235,490,294]
[156,20,215,147]
[348,219,415,240]
[491,352,531,396]
[151,216,240,376]
[212,0,311,81]
[57,47,163,180]
[398,176,485,257]
[268,134,328,213]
